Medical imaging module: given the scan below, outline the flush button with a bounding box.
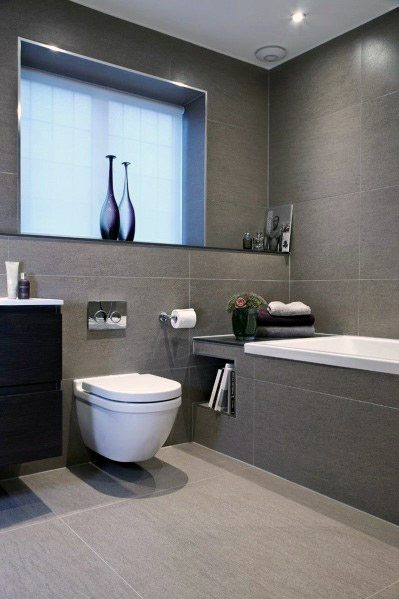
[88,301,127,330]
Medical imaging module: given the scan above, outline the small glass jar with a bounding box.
[253,231,264,251]
[243,232,252,250]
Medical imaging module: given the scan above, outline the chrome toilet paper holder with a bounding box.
[159,311,177,323]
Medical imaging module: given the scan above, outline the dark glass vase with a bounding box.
[100,155,120,240]
[232,308,257,341]
[118,161,136,241]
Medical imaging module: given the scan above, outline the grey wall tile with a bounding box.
[254,380,399,523]
[290,280,359,334]
[0,237,8,271]
[32,275,190,379]
[359,280,399,339]
[291,193,360,280]
[360,186,399,279]
[170,42,268,131]
[361,10,399,100]
[193,376,254,463]
[190,249,288,281]
[190,278,289,337]
[270,104,361,204]
[254,356,399,409]
[9,236,189,278]
[206,196,266,249]
[207,119,268,205]
[271,31,361,124]
[0,173,17,233]
[0,67,18,174]
[361,92,399,191]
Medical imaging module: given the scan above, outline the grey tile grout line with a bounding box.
[254,377,399,411]
[365,578,399,599]
[60,518,144,599]
[358,65,363,336]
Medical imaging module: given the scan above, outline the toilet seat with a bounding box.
[74,373,182,414]
[81,373,181,403]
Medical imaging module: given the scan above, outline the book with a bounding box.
[228,368,236,416]
[214,363,233,412]
[208,369,223,408]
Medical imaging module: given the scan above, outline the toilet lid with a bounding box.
[81,373,182,403]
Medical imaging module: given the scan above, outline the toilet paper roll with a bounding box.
[171,308,197,329]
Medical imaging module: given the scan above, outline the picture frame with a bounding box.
[264,204,293,253]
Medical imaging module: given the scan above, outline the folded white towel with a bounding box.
[267,301,312,317]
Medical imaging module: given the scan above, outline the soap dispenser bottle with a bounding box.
[18,273,30,300]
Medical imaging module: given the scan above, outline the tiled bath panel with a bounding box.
[192,341,399,525]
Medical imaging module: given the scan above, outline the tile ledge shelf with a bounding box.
[0,298,64,306]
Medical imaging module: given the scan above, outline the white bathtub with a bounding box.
[245,335,399,375]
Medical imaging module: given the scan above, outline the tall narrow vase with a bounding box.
[100,155,120,240]
[118,161,136,241]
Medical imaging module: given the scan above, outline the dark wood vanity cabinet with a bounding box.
[0,306,62,466]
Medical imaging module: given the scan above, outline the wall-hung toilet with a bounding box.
[74,373,181,462]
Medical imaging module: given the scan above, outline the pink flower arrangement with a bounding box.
[235,297,247,308]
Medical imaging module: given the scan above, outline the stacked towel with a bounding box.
[256,302,315,339]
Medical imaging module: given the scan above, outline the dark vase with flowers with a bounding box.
[226,292,267,341]
[232,308,257,340]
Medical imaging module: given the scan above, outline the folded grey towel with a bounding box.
[256,326,315,338]
[267,301,311,317]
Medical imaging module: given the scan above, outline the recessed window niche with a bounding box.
[19,39,206,246]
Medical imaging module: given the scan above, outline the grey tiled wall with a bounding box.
[0,0,268,249]
[270,9,399,338]
[0,237,288,477]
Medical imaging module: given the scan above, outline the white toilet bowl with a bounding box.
[74,373,181,462]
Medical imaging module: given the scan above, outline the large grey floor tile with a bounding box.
[0,518,138,598]
[360,186,399,279]
[0,477,54,532]
[361,91,399,191]
[21,464,134,517]
[64,464,399,599]
[93,443,248,495]
[368,581,399,599]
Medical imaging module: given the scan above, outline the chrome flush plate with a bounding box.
[87,301,127,330]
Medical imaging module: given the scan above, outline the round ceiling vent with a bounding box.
[254,45,287,63]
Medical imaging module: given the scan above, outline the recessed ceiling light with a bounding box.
[255,46,287,63]
[291,11,306,24]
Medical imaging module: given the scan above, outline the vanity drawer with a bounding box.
[0,389,62,466]
[0,310,62,386]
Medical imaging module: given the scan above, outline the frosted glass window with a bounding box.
[20,68,184,244]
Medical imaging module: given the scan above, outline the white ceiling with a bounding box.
[72,0,399,68]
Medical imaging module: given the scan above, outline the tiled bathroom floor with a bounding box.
[0,444,398,599]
